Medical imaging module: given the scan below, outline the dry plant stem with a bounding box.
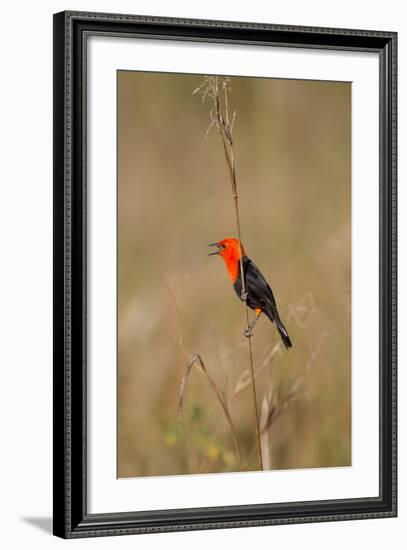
[211,77,263,470]
[234,342,281,396]
[244,325,263,469]
[178,353,242,469]
[159,278,242,469]
[244,331,328,468]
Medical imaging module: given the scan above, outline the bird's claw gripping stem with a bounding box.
[240,290,248,301]
[244,310,261,338]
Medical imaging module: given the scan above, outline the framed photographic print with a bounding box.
[53,11,397,538]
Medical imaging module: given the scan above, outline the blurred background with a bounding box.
[117,71,351,478]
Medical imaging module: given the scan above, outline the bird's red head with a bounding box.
[208,238,246,282]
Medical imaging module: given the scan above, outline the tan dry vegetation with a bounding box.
[117,71,351,477]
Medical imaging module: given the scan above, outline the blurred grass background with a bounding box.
[117,71,351,478]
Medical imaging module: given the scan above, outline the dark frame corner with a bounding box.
[53,10,397,539]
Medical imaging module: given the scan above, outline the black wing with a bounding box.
[233,256,277,315]
[233,256,292,348]
[246,258,279,317]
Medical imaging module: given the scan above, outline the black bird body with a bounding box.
[233,256,292,349]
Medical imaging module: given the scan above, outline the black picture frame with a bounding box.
[53,10,397,539]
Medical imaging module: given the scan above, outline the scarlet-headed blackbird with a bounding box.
[209,238,292,349]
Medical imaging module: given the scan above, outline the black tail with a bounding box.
[264,308,292,349]
[276,319,292,349]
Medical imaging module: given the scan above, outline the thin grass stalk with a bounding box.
[210,76,263,470]
[160,278,242,469]
[178,353,242,469]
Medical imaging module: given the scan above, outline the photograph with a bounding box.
[52,10,397,538]
[117,71,352,478]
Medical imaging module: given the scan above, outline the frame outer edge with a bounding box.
[53,10,398,538]
[53,11,69,539]
[391,32,397,517]
[62,10,396,38]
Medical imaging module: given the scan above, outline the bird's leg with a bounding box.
[244,309,262,338]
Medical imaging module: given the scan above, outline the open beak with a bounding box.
[208,242,222,256]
